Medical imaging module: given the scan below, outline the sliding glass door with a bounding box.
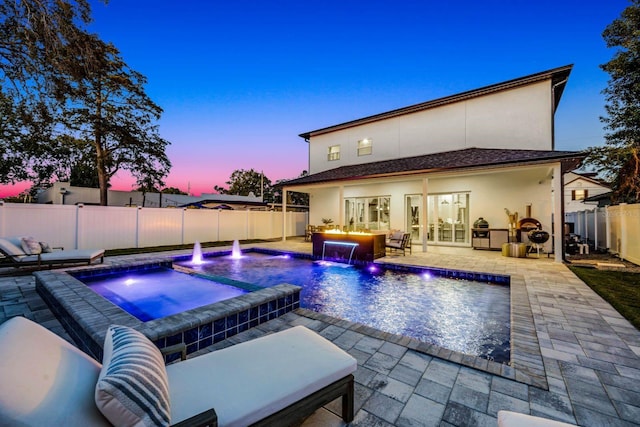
[426,193,469,245]
[345,196,390,232]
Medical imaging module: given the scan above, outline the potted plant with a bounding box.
[321,218,334,230]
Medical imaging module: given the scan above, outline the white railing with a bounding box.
[565,203,640,265]
[0,202,307,250]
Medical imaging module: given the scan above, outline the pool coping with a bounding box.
[36,248,547,389]
[186,247,546,389]
[34,258,301,363]
[287,274,546,389]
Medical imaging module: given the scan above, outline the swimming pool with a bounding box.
[176,252,511,363]
[80,267,249,321]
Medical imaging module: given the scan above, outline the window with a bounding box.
[357,138,372,156]
[344,196,390,231]
[572,189,588,200]
[328,145,340,161]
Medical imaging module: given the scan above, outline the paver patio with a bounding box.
[1,239,639,426]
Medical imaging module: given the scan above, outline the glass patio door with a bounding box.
[426,193,470,245]
[345,196,391,232]
[406,195,422,244]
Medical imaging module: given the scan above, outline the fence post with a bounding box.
[0,200,4,237]
[136,206,142,248]
[76,204,84,250]
[181,208,186,245]
[593,208,598,250]
[620,203,627,260]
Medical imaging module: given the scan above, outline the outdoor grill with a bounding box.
[527,229,550,257]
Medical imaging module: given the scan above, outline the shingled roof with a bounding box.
[282,148,585,188]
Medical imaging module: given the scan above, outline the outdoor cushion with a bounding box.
[167,325,357,427]
[0,237,25,257]
[389,231,404,241]
[96,325,171,427]
[7,249,104,264]
[20,236,42,255]
[386,240,404,249]
[0,316,111,427]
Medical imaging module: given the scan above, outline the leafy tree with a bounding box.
[215,169,273,202]
[60,32,171,205]
[162,187,188,195]
[1,1,171,205]
[0,0,93,184]
[587,0,640,203]
[274,170,309,206]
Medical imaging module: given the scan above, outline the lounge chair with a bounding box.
[0,316,357,427]
[386,231,412,255]
[0,236,104,269]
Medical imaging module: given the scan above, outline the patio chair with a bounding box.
[0,316,357,427]
[0,236,104,269]
[304,224,317,241]
[386,231,411,255]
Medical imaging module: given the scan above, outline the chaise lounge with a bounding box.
[0,316,357,427]
[0,236,104,269]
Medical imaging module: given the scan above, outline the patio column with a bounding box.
[422,177,428,252]
[338,185,344,230]
[553,164,563,262]
[282,188,288,242]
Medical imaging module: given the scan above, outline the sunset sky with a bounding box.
[0,0,630,198]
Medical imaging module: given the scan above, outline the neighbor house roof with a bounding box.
[299,64,573,140]
[564,172,610,188]
[281,147,585,188]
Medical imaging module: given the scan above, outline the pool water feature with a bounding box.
[79,266,249,321]
[176,252,511,363]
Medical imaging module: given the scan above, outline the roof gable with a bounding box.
[299,64,573,140]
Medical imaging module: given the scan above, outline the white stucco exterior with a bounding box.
[308,81,553,174]
[284,65,579,261]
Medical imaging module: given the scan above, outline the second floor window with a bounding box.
[328,145,340,161]
[572,189,588,200]
[358,138,372,156]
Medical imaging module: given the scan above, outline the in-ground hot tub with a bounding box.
[35,259,300,362]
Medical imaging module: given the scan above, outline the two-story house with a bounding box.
[281,65,585,261]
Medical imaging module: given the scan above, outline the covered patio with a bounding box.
[280,148,585,263]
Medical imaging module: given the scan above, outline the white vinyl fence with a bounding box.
[0,202,307,251]
[565,203,640,265]
[564,207,607,251]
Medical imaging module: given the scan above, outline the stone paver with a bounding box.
[1,240,640,426]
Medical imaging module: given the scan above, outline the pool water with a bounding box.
[81,267,248,321]
[179,253,510,362]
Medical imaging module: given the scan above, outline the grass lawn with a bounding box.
[569,266,640,331]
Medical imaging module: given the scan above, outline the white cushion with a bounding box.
[390,231,404,241]
[96,325,171,427]
[0,316,110,427]
[497,411,576,427]
[21,236,42,255]
[0,237,26,256]
[167,325,357,427]
[39,249,104,262]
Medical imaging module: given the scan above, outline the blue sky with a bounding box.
[0,0,630,197]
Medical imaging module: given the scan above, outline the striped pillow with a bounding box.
[95,325,171,427]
